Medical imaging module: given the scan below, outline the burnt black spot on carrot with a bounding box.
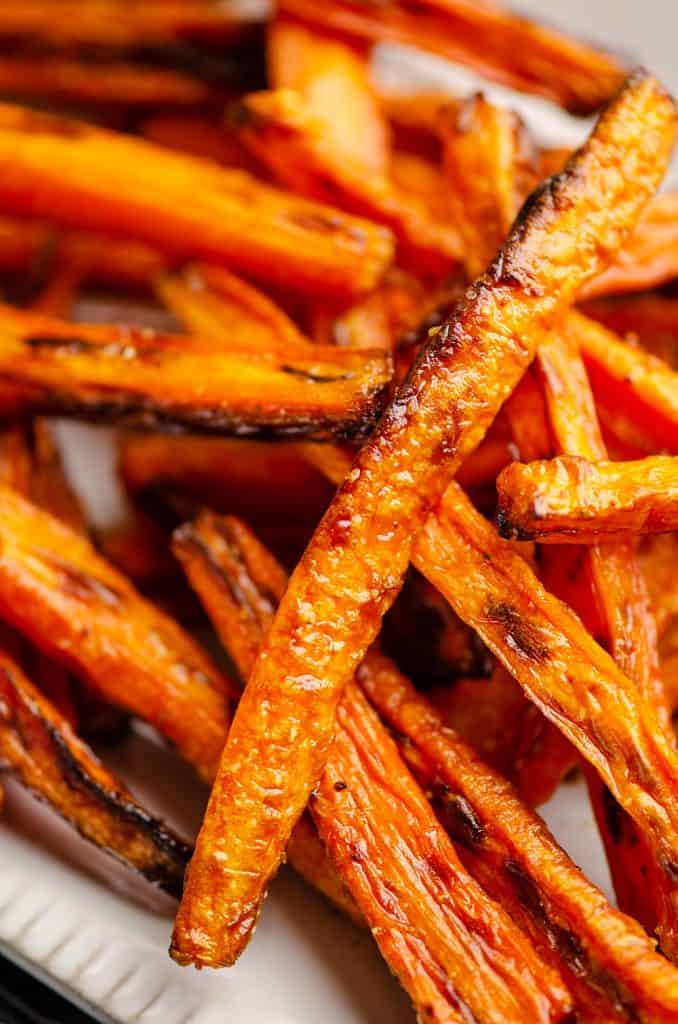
[485,602,550,663]
[334,781,347,792]
[602,786,624,843]
[495,508,531,540]
[435,788,485,849]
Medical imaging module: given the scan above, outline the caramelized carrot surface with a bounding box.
[170,73,677,968]
[0,303,392,441]
[0,647,191,897]
[0,104,394,298]
[277,0,626,113]
[172,512,572,1023]
[0,485,231,782]
[499,454,678,542]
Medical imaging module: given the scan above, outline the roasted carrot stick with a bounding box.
[0,2,263,48]
[234,88,462,277]
[582,292,678,369]
[359,649,678,1024]
[0,303,392,441]
[0,104,394,299]
[0,484,231,782]
[414,481,678,959]
[141,115,260,172]
[572,311,678,454]
[499,454,678,542]
[0,56,225,110]
[267,15,389,176]
[171,72,676,968]
[172,512,571,1023]
[277,0,626,114]
[0,646,192,896]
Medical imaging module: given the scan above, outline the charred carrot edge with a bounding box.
[498,454,678,542]
[0,56,225,109]
[277,0,626,114]
[0,303,393,442]
[412,481,678,960]
[571,310,678,454]
[172,513,571,1023]
[170,72,676,969]
[581,193,678,299]
[0,3,263,48]
[0,104,394,299]
[0,646,191,897]
[267,15,390,176]
[440,92,538,279]
[0,483,231,783]
[359,648,678,1024]
[234,88,462,277]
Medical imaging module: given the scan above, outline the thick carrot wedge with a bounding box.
[0,3,262,48]
[359,649,678,1024]
[0,104,394,299]
[414,482,678,959]
[235,88,462,277]
[0,304,392,441]
[171,72,677,967]
[0,647,191,896]
[0,484,231,783]
[499,455,678,542]
[277,0,626,114]
[172,512,571,1023]
[572,311,678,454]
[267,15,389,175]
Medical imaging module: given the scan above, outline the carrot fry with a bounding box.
[0,3,263,48]
[234,88,462,277]
[0,484,231,783]
[581,193,678,299]
[0,303,392,441]
[572,311,678,454]
[141,115,259,172]
[0,104,394,299]
[267,15,389,175]
[639,533,678,640]
[499,455,678,542]
[413,481,678,958]
[277,0,626,114]
[0,56,226,110]
[581,292,678,369]
[172,512,571,1023]
[359,649,678,1024]
[0,646,191,896]
[171,72,676,968]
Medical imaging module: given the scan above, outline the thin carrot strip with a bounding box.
[171,72,677,967]
[0,103,394,299]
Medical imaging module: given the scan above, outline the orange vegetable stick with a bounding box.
[141,115,259,172]
[171,72,676,967]
[172,512,571,1023]
[499,454,678,542]
[0,104,394,299]
[234,88,462,277]
[0,645,191,896]
[0,303,392,442]
[581,292,678,369]
[277,0,626,114]
[267,15,389,175]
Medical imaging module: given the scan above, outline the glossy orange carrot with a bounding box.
[0,303,392,441]
[0,104,394,299]
[581,292,678,369]
[277,0,626,114]
[0,646,191,896]
[498,454,678,542]
[171,73,677,968]
[172,512,571,1023]
[0,484,231,783]
[267,15,389,175]
[234,88,462,277]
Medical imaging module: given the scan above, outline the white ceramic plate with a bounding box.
[0,2,675,1021]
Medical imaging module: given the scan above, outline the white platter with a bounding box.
[0,1,676,1021]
